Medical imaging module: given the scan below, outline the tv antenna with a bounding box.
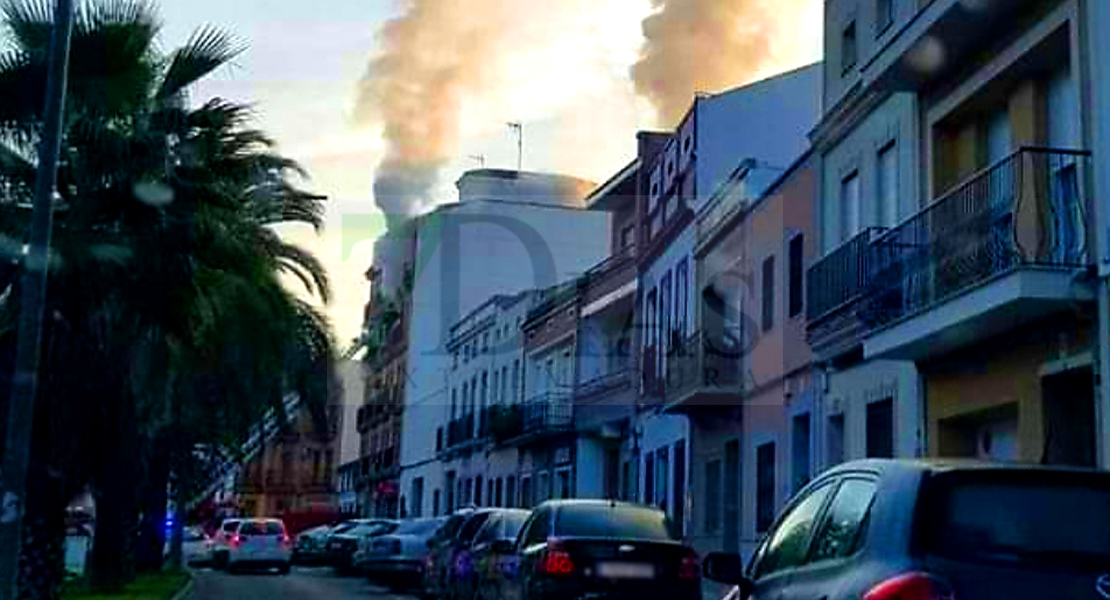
[469,154,486,168]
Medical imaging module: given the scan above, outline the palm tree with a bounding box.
[0,1,335,595]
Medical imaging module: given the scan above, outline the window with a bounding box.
[756,442,776,533]
[482,332,489,353]
[411,478,425,518]
[792,414,811,493]
[520,510,550,547]
[811,479,877,561]
[644,453,655,505]
[512,360,520,402]
[828,414,845,466]
[673,441,686,537]
[555,505,675,540]
[557,470,571,499]
[621,224,635,249]
[436,427,443,452]
[762,256,775,332]
[501,366,508,403]
[676,259,688,335]
[464,478,472,505]
[539,472,550,501]
[724,440,740,551]
[705,460,722,533]
[841,20,857,73]
[866,399,894,458]
[488,479,495,507]
[495,478,504,507]
[877,142,898,228]
[491,370,499,404]
[656,447,669,511]
[788,235,804,317]
[505,476,516,508]
[752,483,835,579]
[840,172,861,242]
[876,0,893,35]
[520,476,532,508]
[450,389,457,420]
[446,472,456,512]
[433,489,442,517]
[622,461,632,501]
[474,475,483,506]
[660,272,672,356]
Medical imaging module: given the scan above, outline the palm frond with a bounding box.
[158,26,241,101]
[2,0,53,56]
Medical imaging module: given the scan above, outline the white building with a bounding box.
[398,170,610,517]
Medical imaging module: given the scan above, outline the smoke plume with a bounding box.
[632,0,817,127]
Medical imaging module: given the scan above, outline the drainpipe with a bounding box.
[1087,0,1110,470]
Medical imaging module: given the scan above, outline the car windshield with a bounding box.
[184,527,205,542]
[240,521,283,536]
[395,519,443,535]
[330,522,359,535]
[924,473,1110,566]
[554,505,675,540]
[221,521,240,533]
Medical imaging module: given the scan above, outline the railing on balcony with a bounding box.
[807,227,888,323]
[698,186,749,246]
[522,392,574,433]
[865,147,1092,327]
[575,368,633,402]
[582,244,636,284]
[664,330,743,404]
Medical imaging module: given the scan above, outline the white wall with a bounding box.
[336,360,364,466]
[400,199,609,517]
[575,437,608,499]
[819,92,919,252]
[821,359,922,466]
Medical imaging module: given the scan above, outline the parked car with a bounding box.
[293,523,335,565]
[427,509,503,600]
[468,509,530,600]
[211,518,242,569]
[423,510,476,599]
[327,519,398,575]
[499,500,701,600]
[360,517,446,588]
[163,525,213,566]
[700,459,1110,600]
[225,518,293,574]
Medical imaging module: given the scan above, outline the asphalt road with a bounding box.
[191,565,420,600]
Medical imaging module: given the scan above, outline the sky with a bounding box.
[160,0,823,346]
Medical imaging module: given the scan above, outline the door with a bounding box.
[1042,367,1096,467]
[724,440,740,553]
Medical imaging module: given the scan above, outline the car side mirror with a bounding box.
[490,539,514,554]
[702,553,754,598]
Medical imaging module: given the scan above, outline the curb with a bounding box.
[168,571,196,600]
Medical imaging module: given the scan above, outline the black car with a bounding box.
[499,500,701,600]
[424,510,476,599]
[426,509,503,600]
[469,509,530,600]
[702,459,1110,600]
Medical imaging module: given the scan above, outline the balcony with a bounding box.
[574,368,635,432]
[579,244,637,315]
[808,147,1094,361]
[514,393,574,441]
[663,331,744,414]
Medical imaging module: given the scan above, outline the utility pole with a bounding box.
[0,0,74,597]
[507,122,522,172]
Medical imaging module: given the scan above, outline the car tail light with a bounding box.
[863,573,956,600]
[678,549,700,580]
[229,534,241,549]
[538,540,575,577]
[281,534,292,548]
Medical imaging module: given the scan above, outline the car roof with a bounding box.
[822,458,1110,479]
[536,499,662,511]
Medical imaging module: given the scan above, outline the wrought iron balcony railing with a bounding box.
[522,392,574,433]
[864,147,1092,327]
[807,227,888,323]
[575,368,633,402]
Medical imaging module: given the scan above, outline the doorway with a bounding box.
[1042,367,1095,467]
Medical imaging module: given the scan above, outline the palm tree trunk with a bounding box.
[89,409,139,592]
[16,462,68,600]
[135,440,168,573]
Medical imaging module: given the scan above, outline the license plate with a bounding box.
[597,562,655,579]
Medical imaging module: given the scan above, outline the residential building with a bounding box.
[335,360,365,514]
[357,222,417,517]
[398,169,610,518]
[672,151,819,560]
[236,404,340,532]
[438,290,534,513]
[808,0,1100,469]
[636,64,823,538]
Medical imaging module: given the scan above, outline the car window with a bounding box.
[458,513,491,543]
[221,521,240,533]
[240,521,283,535]
[809,479,877,562]
[184,527,205,542]
[922,472,1110,567]
[752,482,835,579]
[519,511,550,548]
[395,518,442,535]
[554,504,674,540]
[502,512,529,540]
[440,514,467,540]
[474,515,500,544]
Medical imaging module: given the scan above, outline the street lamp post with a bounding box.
[0,0,75,597]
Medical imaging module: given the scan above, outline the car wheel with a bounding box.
[278,563,291,575]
